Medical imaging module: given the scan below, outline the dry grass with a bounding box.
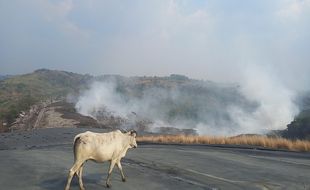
[137,135,310,152]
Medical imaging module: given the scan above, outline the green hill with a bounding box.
[0,69,92,129]
[283,110,310,140]
[0,75,12,81]
[1,69,309,139]
[282,93,310,140]
[1,70,254,133]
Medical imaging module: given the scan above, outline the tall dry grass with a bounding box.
[137,135,310,152]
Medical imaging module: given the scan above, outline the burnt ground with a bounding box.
[0,128,310,190]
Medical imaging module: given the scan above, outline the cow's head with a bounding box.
[126,130,137,148]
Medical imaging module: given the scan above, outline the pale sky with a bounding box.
[0,0,309,89]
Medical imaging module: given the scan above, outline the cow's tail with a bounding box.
[73,134,82,161]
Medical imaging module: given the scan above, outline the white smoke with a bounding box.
[75,69,299,136]
[228,65,299,134]
[75,80,183,130]
[75,81,128,117]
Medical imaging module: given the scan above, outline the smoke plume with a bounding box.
[227,65,299,135]
[75,69,299,136]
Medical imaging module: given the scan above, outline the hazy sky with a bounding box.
[1,0,309,89]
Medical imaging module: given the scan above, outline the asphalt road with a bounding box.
[0,128,310,190]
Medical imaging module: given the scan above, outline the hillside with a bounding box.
[1,69,309,138]
[1,70,254,134]
[281,92,310,140]
[0,75,12,81]
[0,69,92,131]
[77,74,258,135]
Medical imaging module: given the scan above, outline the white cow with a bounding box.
[64,130,137,190]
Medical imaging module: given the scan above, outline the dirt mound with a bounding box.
[9,101,107,132]
[44,101,105,128]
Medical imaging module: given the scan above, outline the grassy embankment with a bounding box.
[0,69,91,131]
[137,135,310,152]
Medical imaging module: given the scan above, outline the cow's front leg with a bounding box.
[106,160,116,188]
[116,160,126,182]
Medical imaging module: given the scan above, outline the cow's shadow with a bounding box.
[40,174,108,190]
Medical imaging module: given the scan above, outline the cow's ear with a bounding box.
[120,129,127,133]
[130,130,137,137]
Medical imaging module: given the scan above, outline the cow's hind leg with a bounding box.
[77,163,85,190]
[116,160,126,182]
[106,160,116,188]
[64,161,83,190]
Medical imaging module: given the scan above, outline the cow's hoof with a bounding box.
[80,187,85,190]
[122,178,126,182]
[106,183,111,188]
